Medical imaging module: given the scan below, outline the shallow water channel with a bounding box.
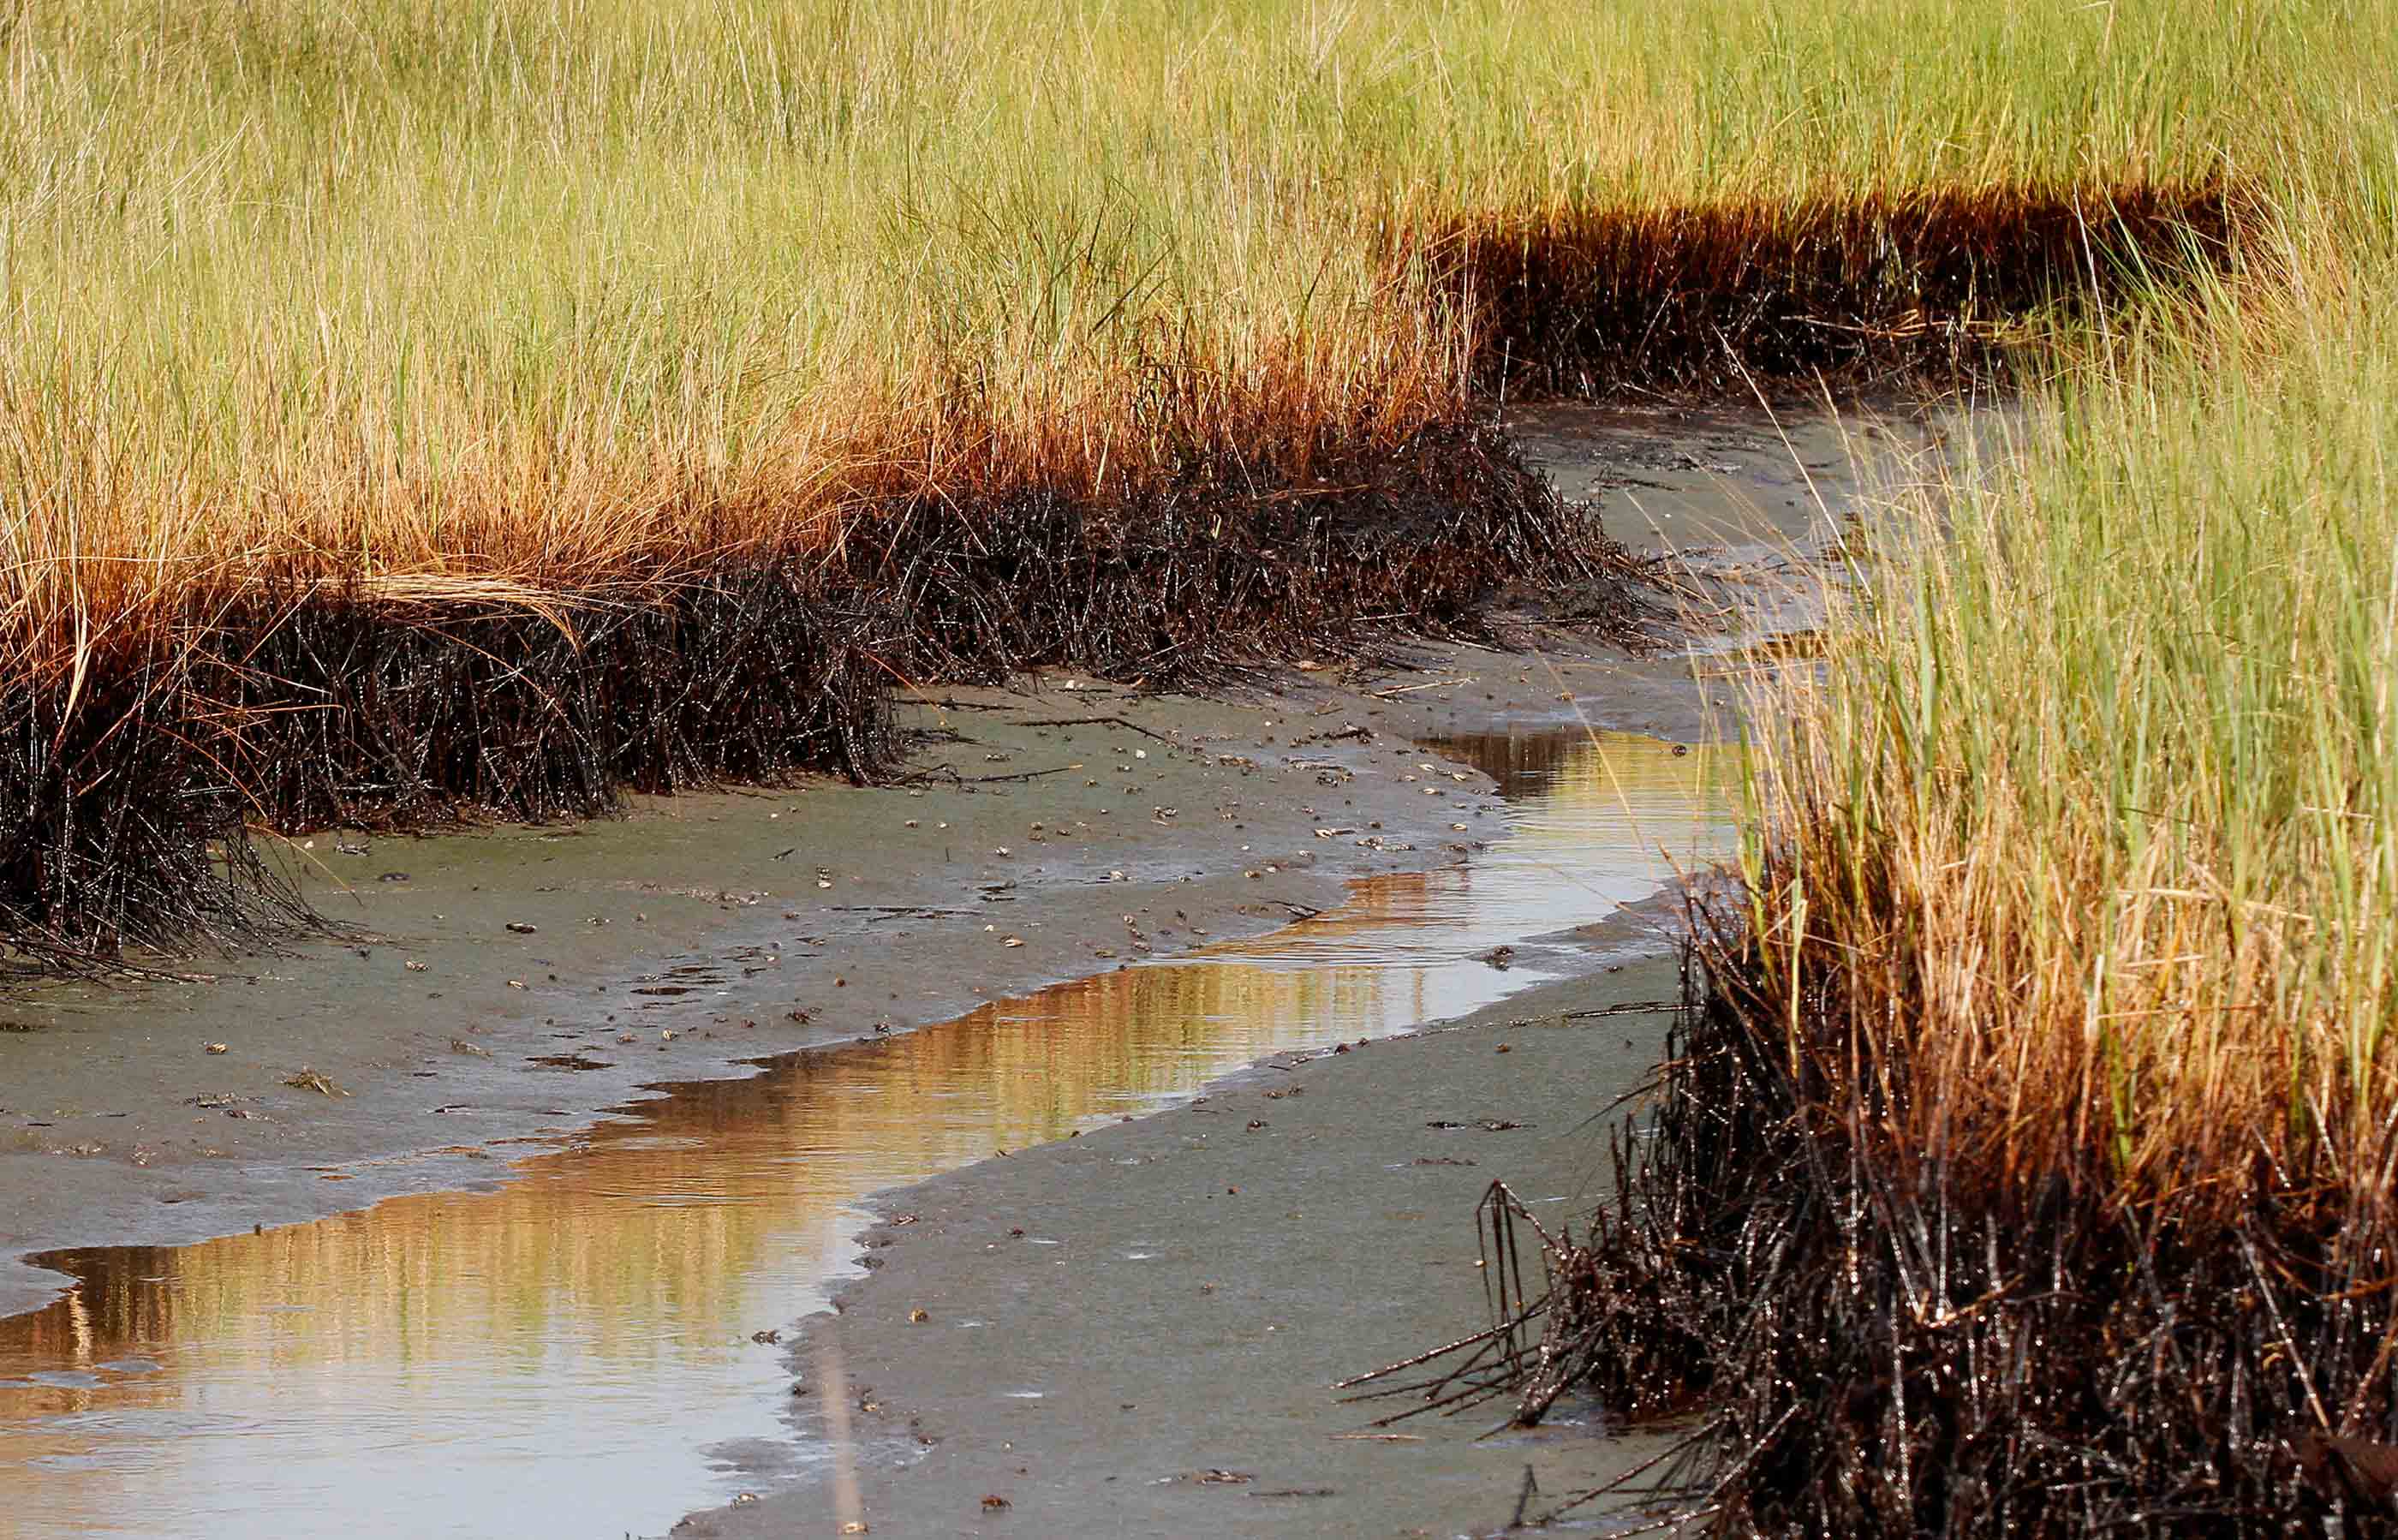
[0,727,1730,1538]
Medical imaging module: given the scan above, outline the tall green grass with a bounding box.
[0,0,2355,676]
[1745,154,2398,1209]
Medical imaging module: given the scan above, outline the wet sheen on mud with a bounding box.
[0,730,1729,1540]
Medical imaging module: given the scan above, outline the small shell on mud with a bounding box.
[204,1042,229,1054]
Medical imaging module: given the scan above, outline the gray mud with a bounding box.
[0,678,1528,1322]
[682,924,1691,1540]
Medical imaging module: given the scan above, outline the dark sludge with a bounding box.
[859,419,1647,684]
[1,565,898,970]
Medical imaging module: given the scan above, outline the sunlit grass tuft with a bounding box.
[1740,170,2398,1215]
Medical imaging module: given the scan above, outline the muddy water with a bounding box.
[0,730,1729,1538]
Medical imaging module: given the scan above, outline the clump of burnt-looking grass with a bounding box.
[1363,945,2398,1534]
[859,419,1631,683]
[1,567,898,961]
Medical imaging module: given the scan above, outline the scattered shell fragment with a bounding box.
[204,1042,229,1055]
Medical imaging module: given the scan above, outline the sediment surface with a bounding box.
[683,943,1691,1540]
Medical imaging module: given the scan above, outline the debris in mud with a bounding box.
[283,1068,345,1096]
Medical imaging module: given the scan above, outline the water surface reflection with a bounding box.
[0,730,1729,1539]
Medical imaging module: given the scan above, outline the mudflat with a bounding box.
[680,933,1691,1540]
[0,640,1732,1323]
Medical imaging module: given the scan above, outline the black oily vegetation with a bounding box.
[1435,181,2250,397]
[1,570,898,969]
[864,420,1629,683]
[1372,935,2398,1537]
[1,421,1631,965]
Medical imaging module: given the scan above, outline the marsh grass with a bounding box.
[1748,215,2398,1220]
[0,0,2315,677]
[1405,154,2398,1527]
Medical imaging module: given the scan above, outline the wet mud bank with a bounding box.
[0,672,1544,1323]
[689,942,1702,1540]
[0,720,1734,1538]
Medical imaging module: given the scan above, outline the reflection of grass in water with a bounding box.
[0,737,1714,1397]
[1427,729,1738,902]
